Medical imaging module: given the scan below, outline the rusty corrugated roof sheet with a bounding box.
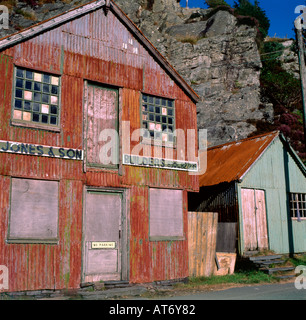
[199,131,280,187]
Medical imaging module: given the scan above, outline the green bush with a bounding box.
[263,41,284,60]
[236,15,259,28]
[234,0,270,36]
[260,59,305,160]
[261,60,301,109]
[205,0,230,8]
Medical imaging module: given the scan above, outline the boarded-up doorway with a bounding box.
[82,190,126,283]
[241,188,268,252]
[84,82,119,169]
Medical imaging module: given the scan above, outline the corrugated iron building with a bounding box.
[0,0,199,292]
[189,131,306,256]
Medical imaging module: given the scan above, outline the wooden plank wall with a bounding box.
[188,212,218,278]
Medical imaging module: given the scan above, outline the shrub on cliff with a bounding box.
[262,41,284,59]
[205,0,230,8]
[260,59,305,160]
[233,0,270,37]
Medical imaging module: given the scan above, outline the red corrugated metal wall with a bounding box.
[129,186,189,283]
[0,175,83,291]
[0,7,198,291]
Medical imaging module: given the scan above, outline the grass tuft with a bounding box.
[181,270,274,288]
[176,36,199,45]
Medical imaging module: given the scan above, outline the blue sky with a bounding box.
[180,0,306,39]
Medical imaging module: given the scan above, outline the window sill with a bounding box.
[149,236,185,242]
[291,217,306,221]
[11,120,61,133]
[141,137,176,149]
[6,239,59,245]
[86,163,119,171]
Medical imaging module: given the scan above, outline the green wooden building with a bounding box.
[189,131,306,255]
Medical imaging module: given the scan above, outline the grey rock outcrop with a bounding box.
[0,0,279,147]
[279,39,300,79]
[115,0,274,146]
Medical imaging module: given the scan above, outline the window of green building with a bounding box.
[289,193,306,219]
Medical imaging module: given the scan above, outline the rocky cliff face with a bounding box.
[116,0,274,146]
[0,0,287,147]
[278,39,300,79]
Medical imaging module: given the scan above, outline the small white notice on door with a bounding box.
[91,242,116,249]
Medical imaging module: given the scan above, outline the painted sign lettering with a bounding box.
[0,140,83,161]
[91,242,116,249]
[123,154,198,172]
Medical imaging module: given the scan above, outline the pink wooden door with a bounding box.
[241,188,268,252]
[83,191,122,283]
[241,188,257,251]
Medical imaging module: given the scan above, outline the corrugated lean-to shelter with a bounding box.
[189,131,306,256]
[0,0,200,293]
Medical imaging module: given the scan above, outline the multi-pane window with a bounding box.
[141,94,175,143]
[12,67,60,127]
[289,193,306,218]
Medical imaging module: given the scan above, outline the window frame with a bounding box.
[140,93,176,148]
[11,66,61,132]
[7,177,60,244]
[149,187,184,241]
[289,192,306,220]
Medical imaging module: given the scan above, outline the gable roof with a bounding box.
[199,131,306,187]
[0,0,199,103]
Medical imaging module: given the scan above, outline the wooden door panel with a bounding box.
[255,190,268,250]
[85,192,121,241]
[241,188,257,251]
[83,192,122,282]
[241,188,268,252]
[86,250,118,274]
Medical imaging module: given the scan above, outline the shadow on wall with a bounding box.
[283,146,294,255]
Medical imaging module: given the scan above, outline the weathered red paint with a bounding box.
[0,3,198,292]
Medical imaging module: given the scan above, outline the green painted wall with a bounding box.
[238,137,306,254]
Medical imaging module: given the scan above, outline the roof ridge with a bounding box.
[207,130,279,151]
[199,130,280,186]
[0,0,101,44]
[0,0,199,103]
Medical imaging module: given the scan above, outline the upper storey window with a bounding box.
[12,67,60,129]
[141,94,175,144]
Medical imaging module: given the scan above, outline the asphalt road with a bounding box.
[164,282,306,300]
